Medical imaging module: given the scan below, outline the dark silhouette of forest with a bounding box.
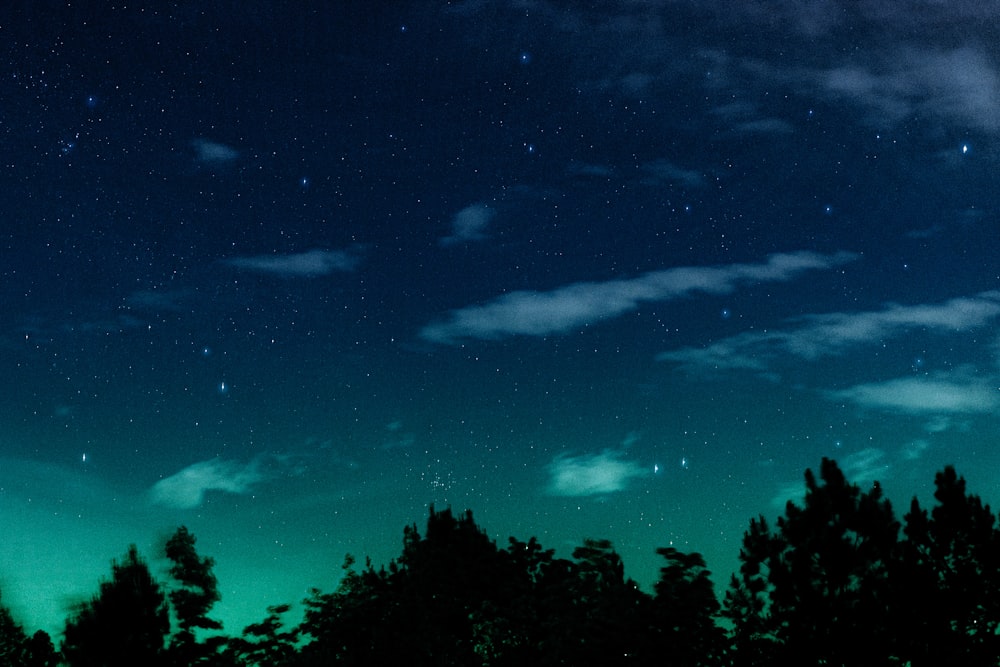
[2,457,1000,665]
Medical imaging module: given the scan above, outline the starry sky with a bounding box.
[3,0,1000,638]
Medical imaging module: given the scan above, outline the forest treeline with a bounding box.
[3,457,1000,666]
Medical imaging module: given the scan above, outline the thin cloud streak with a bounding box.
[192,138,240,163]
[820,46,1000,133]
[224,249,360,277]
[421,251,857,344]
[828,375,1000,416]
[660,292,1000,373]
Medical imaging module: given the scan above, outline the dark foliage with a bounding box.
[0,596,56,666]
[298,506,541,666]
[652,547,726,666]
[724,458,901,666]
[724,458,1000,667]
[2,459,996,666]
[164,525,225,664]
[298,507,726,667]
[62,545,170,667]
[898,466,1000,666]
[224,604,299,667]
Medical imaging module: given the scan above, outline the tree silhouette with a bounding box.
[41,458,1000,667]
[62,544,170,667]
[723,515,779,666]
[724,457,901,666]
[295,505,733,666]
[541,538,649,665]
[0,595,30,666]
[164,526,224,664]
[299,553,395,665]
[651,547,726,666]
[0,594,55,666]
[300,506,517,666]
[224,603,298,667]
[23,630,58,667]
[898,466,1000,665]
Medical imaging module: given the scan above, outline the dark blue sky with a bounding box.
[3,0,1000,636]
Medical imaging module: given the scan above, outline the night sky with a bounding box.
[4,0,1000,638]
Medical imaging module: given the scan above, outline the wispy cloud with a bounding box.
[710,102,794,137]
[567,161,614,178]
[546,450,646,497]
[421,250,856,344]
[660,292,1000,373]
[192,138,240,163]
[149,459,265,509]
[224,248,360,277]
[901,438,931,461]
[640,159,705,188]
[820,46,1000,133]
[841,448,890,484]
[126,288,191,312]
[440,204,496,246]
[828,374,1000,416]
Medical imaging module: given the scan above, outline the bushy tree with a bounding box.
[300,506,515,666]
[297,506,724,667]
[62,545,170,667]
[23,630,57,667]
[651,547,726,666]
[298,553,394,665]
[541,538,649,665]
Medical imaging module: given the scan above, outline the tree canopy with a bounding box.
[724,458,1000,667]
[2,459,999,665]
[62,545,170,667]
[164,525,225,664]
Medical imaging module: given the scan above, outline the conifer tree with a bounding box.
[62,545,170,667]
[899,466,1000,665]
[724,458,901,666]
[164,526,224,664]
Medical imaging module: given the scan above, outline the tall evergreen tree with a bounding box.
[899,466,1000,665]
[724,458,901,666]
[723,516,779,667]
[62,545,170,667]
[164,526,224,663]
